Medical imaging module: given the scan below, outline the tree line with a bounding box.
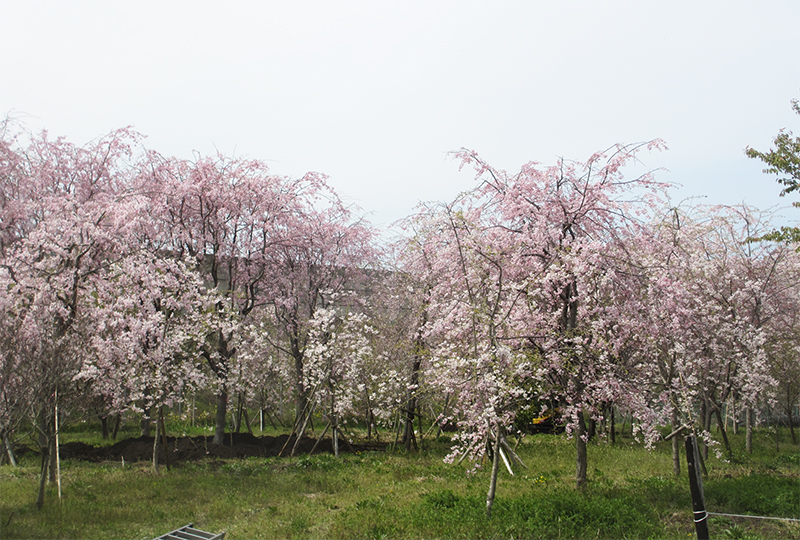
[1,107,798,513]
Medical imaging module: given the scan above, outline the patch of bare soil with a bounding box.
[55,433,387,464]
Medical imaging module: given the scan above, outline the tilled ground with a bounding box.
[41,433,387,464]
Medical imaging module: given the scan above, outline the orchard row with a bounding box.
[1,124,798,501]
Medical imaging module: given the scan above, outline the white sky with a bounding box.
[2,0,799,233]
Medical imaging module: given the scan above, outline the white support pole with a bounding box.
[54,388,62,502]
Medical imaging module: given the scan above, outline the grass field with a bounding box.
[1,421,798,540]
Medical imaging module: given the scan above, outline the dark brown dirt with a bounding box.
[52,433,387,464]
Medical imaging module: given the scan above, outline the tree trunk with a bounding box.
[671,410,681,476]
[485,427,502,517]
[587,416,597,442]
[242,406,253,435]
[404,349,423,451]
[213,390,228,445]
[576,410,588,490]
[40,408,56,484]
[152,426,160,472]
[36,440,50,510]
[330,389,339,458]
[610,407,616,444]
[35,402,54,509]
[48,435,57,483]
[265,409,278,430]
[403,306,427,450]
[141,408,152,438]
[746,406,753,454]
[3,432,18,467]
[700,401,711,460]
[112,413,121,440]
[392,409,402,452]
[786,387,797,445]
[333,418,339,458]
[714,407,732,459]
[159,407,171,471]
[288,401,316,457]
[99,414,110,440]
[436,394,451,439]
[54,392,61,500]
[418,404,425,450]
[233,394,244,434]
[775,417,780,452]
[293,344,308,425]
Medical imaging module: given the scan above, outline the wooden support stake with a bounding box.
[290,401,316,457]
[685,434,709,540]
[310,422,331,455]
[498,446,514,476]
[500,435,528,469]
[3,432,18,467]
[334,425,355,453]
[54,390,61,502]
[279,404,307,457]
[457,438,478,466]
[485,428,502,517]
[664,424,688,441]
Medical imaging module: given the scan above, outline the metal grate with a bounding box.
[154,523,225,540]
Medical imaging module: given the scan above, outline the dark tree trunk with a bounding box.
[576,409,588,490]
[36,440,50,510]
[587,416,597,442]
[402,400,419,449]
[746,406,753,454]
[214,390,228,445]
[403,410,417,451]
[159,407,170,471]
[203,329,235,445]
[610,407,616,444]
[671,409,681,476]
[35,407,54,510]
[714,407,732,459]
[49,437,57,483]
[112,413,121,440]
[404,323,425,451]
[99,414,110,440]
[233,395,243,434]
[786,387,797,445]
[242,407,253,435]
[294,351,307,425]
[700,401,712,460]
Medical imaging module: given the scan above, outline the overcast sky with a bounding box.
[2,0,799,232]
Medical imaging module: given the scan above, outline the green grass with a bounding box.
[1,428,798,539]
